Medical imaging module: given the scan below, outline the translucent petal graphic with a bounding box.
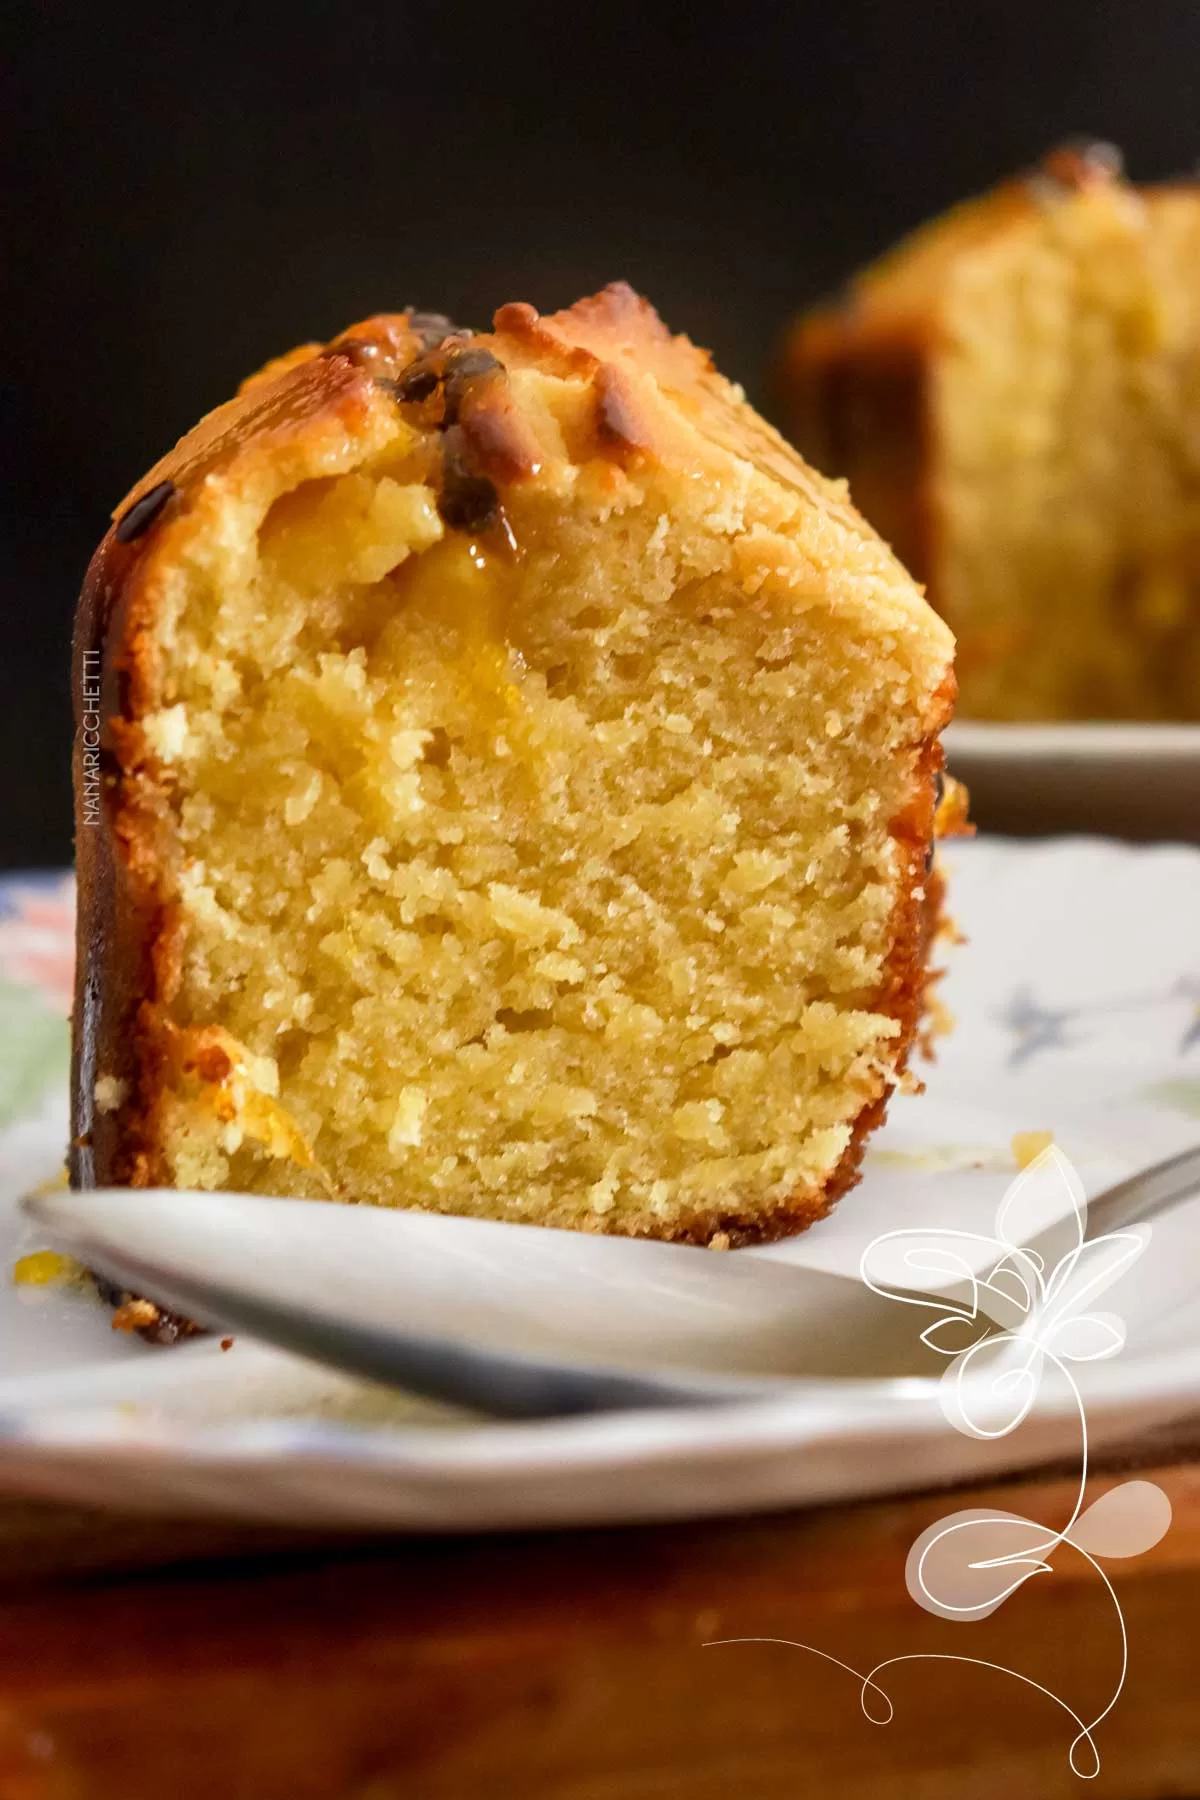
[994,1145,1086,1273]
[1041,1228,1149,1319]
[859,1230,993,1318]
[1068,1482,1173,1560]
[919,1312,993,1359]
[940,1334,1043,1440]
[979,1252,1038,1324]
[1046,1310,1126,1363]
[906,1509,1052,1621]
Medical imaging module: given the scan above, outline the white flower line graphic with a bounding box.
[706,1147,1172,1780]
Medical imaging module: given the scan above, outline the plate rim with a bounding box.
[1,1336,1197,1467]
[945,720,1200,760]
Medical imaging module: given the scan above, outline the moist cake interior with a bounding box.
[144,443,930,1239]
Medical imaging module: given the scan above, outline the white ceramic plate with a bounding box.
[1,839,1199,1529]
[945,722,1200,841]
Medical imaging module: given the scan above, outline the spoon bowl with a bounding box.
[24,1141,1200,1420]
[24,1188,947,1416]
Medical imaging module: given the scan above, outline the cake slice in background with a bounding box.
[777,144,1200,721]
[72,285,957,1260]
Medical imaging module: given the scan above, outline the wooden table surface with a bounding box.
[1,1445,1198,1800]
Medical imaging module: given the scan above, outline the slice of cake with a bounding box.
[778,144,1200,721]
[72,284,956,1257]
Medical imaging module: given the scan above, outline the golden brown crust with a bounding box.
[72,349,406,1197]
[776,312,937,586]
[72,284,956,1267]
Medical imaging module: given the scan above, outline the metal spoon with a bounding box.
[23,1143,1200,1420]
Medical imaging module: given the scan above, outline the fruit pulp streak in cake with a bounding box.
[778,142,1200,722]
[71,284,957,1252]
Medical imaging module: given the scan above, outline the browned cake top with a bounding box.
[111,282,898,561]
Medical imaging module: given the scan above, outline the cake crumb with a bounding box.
[220,1336,234,1351]
[1012,1129,1055,1169]
[708,1231,731,1252]
[94,1075,129,1114]
[111,1298,161,1333]
[388,1086,428,1152]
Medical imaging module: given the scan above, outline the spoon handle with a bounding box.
[1084,1141,1200,1239]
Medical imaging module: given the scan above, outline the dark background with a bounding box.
[6,0,1200,867]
